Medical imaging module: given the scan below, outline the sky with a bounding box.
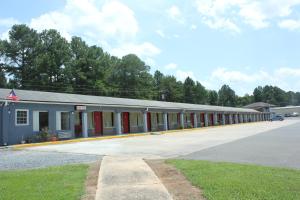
[1,0,300,96]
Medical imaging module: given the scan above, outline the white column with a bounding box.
[239,114,243,123]
[260,114,262,121]
[143,112,148,132]
[115,111,122,135]
[229,114,233,124]
[222,113,225,125]
[180,112,184,129]
[204,113,208,127]
[213,113,218,126]
[163,112,168,131]
[193,113,198,128]
[235,114,239,124]
[82,112,88,138]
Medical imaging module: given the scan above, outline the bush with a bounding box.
[25,130,57,143]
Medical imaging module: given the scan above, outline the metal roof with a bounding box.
[244,102,275,109]
[0,88,259,113]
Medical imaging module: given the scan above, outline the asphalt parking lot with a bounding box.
[27,119,298,158]
[1,119,299,170]
[182,119,300,169]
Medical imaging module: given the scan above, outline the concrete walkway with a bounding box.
[95,156,172,200]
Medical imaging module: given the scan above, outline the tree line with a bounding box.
[0,24,299,107]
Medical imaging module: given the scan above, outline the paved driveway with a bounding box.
[27,119,299,159]
[182,119,300,169]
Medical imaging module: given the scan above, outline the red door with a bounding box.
[122,112,130,134]
[190,113,194,127]
[94,112,103,136]
[201,113,205,123]
[147,112,151,131]
[210,114,214,125]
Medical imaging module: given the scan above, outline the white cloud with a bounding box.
[156,29,165,38]
[203,18,241,33]
[19,0,160,61]
[0,18,20,27]
[166,5,185,24]
[176,70,196,81]
[275,67,300,77]
[29,0,139,42]
[205,67,300,95]
[110,42,161,58]
[190,24,197,30]
[278,19,300,30]
[194,0,300,32]
[238,2,269,29]
[165,63,177,70]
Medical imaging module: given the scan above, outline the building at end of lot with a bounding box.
[0,88,271,146]
[271,106,300,116]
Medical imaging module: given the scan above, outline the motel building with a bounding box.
[0,88,271,146]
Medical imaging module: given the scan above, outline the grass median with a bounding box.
[168,160,300,200]
[0,164,89,200]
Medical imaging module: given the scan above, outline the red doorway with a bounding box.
[190,113,194,127]
[201,113,205,124]
[147,112,151,131]
[94,112,103,136]
[210,114,214,125]
[122,112,130,134]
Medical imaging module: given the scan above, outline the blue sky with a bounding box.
[1,0,300,96]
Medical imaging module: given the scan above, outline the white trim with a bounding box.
[56,111,61,130]
[33,111,39,131]
[33,110,49,131]
[15,109,29,126]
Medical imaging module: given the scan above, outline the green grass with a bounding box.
[168,160,300,200]
[0,164,89,200]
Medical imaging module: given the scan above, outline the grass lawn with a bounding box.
[0,164,89,200]
[168,160,300,200]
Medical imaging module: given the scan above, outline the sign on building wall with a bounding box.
[75,105,87,111]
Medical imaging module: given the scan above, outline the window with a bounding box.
[130,112,143,127]
[88,112,94,129]
[16,109,29,125]
[61,112,70,130]
[103,112,114,128]
[157,113,163,125]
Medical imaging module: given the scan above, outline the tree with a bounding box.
[112,54,154,99]
[153,70,164,100]
[236,94,253,107]
[0,68,6,87]
[161,76,183,102]
[0,24,40,89]
[34,29,71,92]
[218,84,237,106]
[253,86,263,102]
[194,81,207,104]
[183,77,195,103]
[208,90,218,105]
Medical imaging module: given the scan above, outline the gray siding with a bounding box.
[3,102,74,145]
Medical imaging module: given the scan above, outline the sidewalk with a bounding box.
[95,156,172,200]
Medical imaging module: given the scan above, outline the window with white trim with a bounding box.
[16,109,29,125]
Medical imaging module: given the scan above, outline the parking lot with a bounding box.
[1,119,299,170]
[182,119,300,169]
